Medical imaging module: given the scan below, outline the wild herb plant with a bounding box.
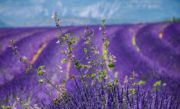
[44,14,180,109]
[1,13,180,109]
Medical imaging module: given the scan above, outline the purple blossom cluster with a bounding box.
[46,78,179,109]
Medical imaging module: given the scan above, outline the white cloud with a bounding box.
[57,1,63,7]
[79,1,120,19]
[128,0,162,9]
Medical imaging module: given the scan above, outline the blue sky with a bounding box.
[0,0,179,27]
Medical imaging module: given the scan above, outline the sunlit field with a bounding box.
[0,0,180,109]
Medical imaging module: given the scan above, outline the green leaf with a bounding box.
[38,70,45,76]
[101,19,105,26]
[129,88,136,95]
[54,99,59,105]
[37,65,46,76]
[153,80,161,87]
[106,82,113,87]
[91,73,96,78]
[108,63,115,69]
[103,49,108,55]
[1,105,11,109]
[71,37,76,44]
[38,65,46,70]
[104,40,109,46]
[83,48,88,54]
[74,60,81,70]
[64,33,69,39]
[61,58,67,64]
[138,80,146,85]
[98,70,106,79]
[1,105,5,109]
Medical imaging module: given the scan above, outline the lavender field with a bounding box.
[0,22,180,108]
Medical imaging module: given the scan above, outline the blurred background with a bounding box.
[0,0,180,27]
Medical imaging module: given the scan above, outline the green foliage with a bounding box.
[83,48,88,54]
[101,19,105,27]
[138,80,146,85]
[37,70,45,76]
[70,37,76,44]
[74,60,81,70]
[61,58,67,64]
[98,70,107,80]
[102,40,109,55]
[37,65,46,76]
[38,65,46,70]
[106,82,113,87]
[104,40,109,47]
[54,99,59,105]
[22,95,31,108]
[1,105,11,109]
[129,88,136,95]
[64,33,70,40]
[153,80,161,87]
[1,105,5,109]
[108,63,115,69]
[91,73,96,78]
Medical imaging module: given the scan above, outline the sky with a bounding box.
[0,0,180,27]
